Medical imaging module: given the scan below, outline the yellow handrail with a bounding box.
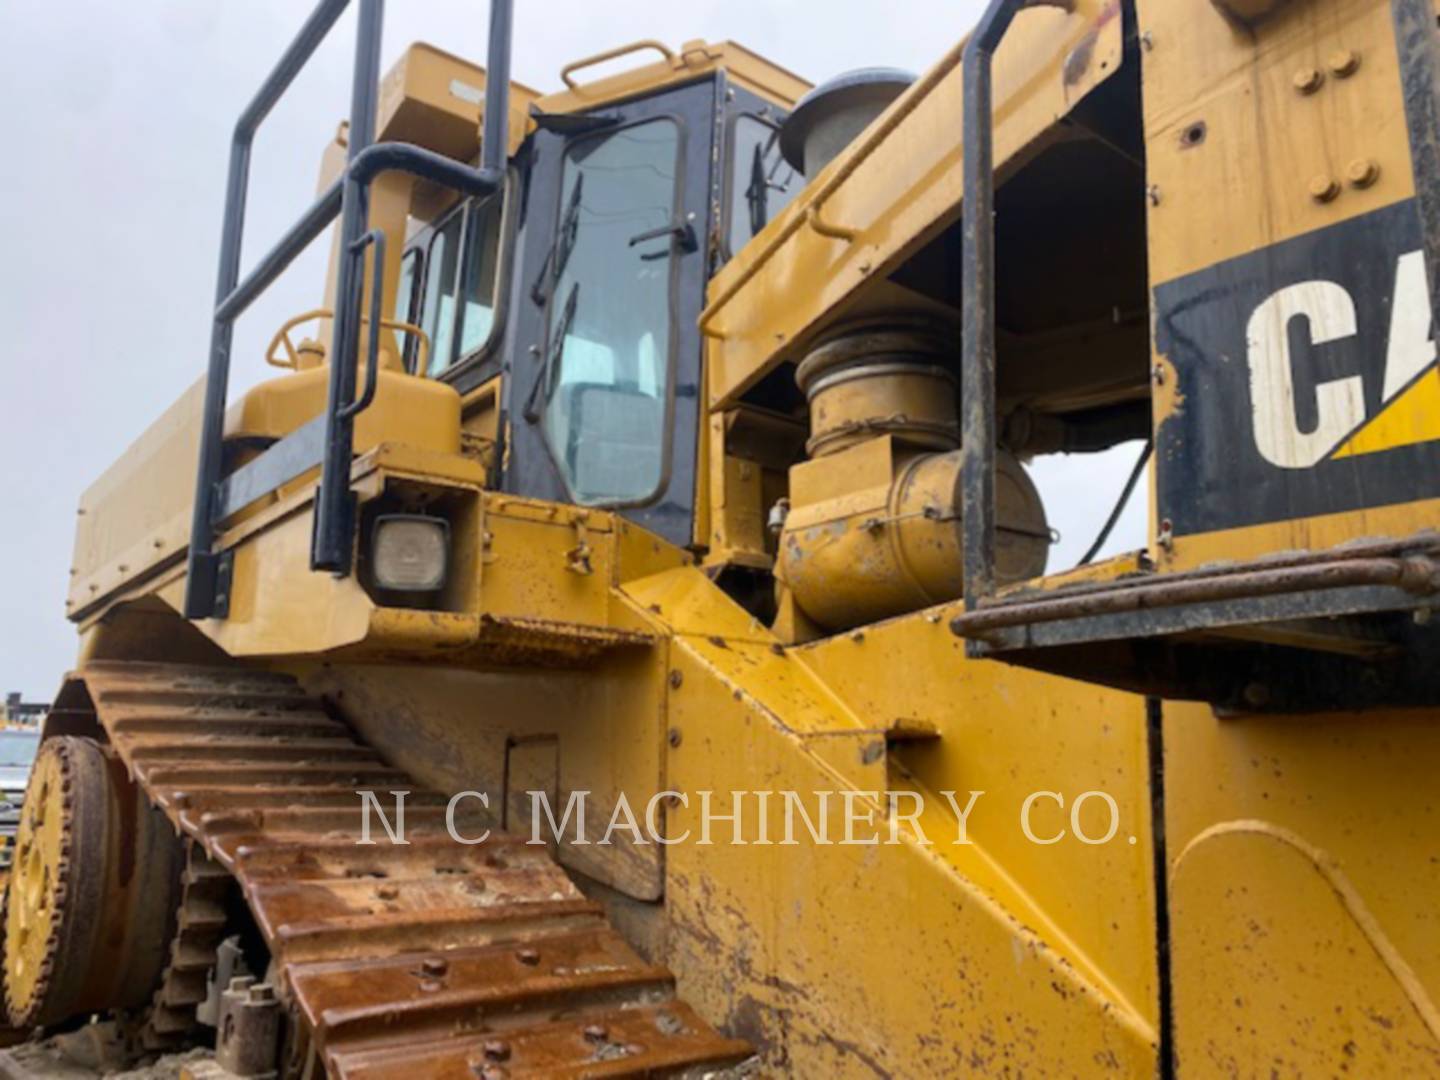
[560,40,676,90]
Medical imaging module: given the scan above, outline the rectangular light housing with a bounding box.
[372,515,449,592]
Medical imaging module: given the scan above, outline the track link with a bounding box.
[73,662,750,1079]
[140,844,233,1050]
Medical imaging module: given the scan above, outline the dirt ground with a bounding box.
[0,1043,213,1080]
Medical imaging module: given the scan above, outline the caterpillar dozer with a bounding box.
[9,0,1440,1075]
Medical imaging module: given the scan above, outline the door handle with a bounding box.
[628,218,698,256]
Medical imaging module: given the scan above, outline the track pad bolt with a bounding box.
[1309,175,1341,203]
[1346,158,1379,189]
[1292,67,1324,94]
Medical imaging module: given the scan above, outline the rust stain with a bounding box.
[1063,0,1121,89]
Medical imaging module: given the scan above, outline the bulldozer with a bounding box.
[7,0,1440,1074]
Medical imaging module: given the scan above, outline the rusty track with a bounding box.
[71,662,750,1079]
[140,844,234,1050]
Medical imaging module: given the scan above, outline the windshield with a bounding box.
[540,118,681,506]
[0,731,39,768]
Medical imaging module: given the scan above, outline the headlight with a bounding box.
[372,515,449,592]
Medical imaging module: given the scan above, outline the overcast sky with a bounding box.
[0,1,1145,702]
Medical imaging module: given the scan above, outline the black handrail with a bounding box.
[184,0,377,618]
[959,0,1068,629]
[341,229,388,423]
[310,147,505,572]
[184,0,515,617]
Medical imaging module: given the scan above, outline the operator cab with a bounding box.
[392,45,806,547]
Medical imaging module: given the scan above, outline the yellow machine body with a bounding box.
[28,1,1440,1076]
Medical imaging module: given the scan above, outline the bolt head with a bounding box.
[515,947,541,966]
[1327,49,1360,77]
[667,727,683,749]
[421,957,449,977]
[583,1024,609,1043]
[1346,158,1379,189]
[1308,175,1341,203]
[1292,67,1324,95]
[482,1040,512,1062]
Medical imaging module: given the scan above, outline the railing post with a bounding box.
[312,0,514,573]
[481,0,514,176]
[312,0,385,573]
[960,0,1012,620]
[960,0,1068,636]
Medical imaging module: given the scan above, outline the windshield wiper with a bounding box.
[744,129,796,243]
[530,172,585,306]
[745,142,769,239]
[524,281,580,424]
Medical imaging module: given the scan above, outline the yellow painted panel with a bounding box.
[479,502,615,627]
[662,637,1156,1076]
[195,504,375,658]
[1140,0,1413,284]
[1164,497,1440,571]
[68,380,205,620]
[1164,701,1440,1071]
[797,604,1158,1033]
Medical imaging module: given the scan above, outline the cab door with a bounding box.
[502,80,717,548]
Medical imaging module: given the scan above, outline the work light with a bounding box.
[371,515,449,592]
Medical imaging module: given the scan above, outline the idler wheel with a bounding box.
[4,736,184,1028]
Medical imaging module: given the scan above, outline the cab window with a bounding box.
[727,115,800,259]
[414,191,505,377]
[539,118,682,507]
[418,209,461,372]
[393,248,422,367]
[457,192,505,359]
